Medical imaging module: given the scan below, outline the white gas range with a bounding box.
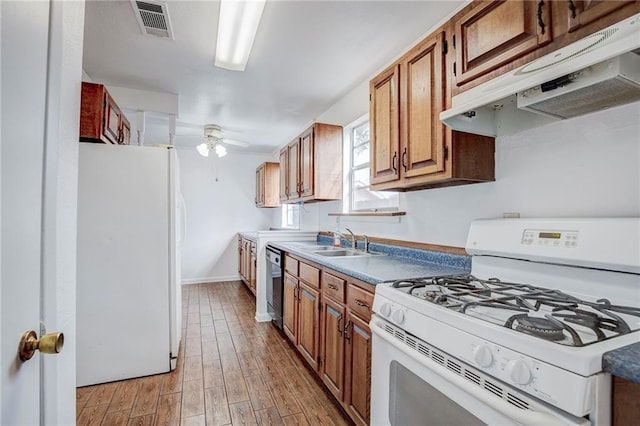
[370,218,639,426]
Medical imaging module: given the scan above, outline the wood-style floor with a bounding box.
[76,281,352,426]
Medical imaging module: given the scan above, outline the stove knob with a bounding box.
[379,303,392,317]
[472,344,493,368]
[391,309,405,325]
[506,359,533,386]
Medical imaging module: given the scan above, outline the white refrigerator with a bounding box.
[76,143,184,387]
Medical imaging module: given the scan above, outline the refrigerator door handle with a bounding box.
[178,192,187,249]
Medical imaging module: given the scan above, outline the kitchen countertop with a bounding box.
[238,232,257,242]
[268,237,470,285]
[603,342,640,384]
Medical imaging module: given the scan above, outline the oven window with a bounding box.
[389,361,486,426]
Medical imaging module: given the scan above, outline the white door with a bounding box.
[1,1,83,424]
[1,1,51,424]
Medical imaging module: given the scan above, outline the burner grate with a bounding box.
[396,274,640,346]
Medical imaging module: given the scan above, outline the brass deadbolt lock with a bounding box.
[19,330,64,362]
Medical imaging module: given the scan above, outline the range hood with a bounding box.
[440,13,640,137]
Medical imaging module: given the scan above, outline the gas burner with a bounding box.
[512,316,566,341]
[387,273,640,347]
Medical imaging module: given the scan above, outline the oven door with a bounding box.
[370,316,589,426]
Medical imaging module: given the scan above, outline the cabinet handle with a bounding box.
[537,1,546,35]
[337,315,343,336]
[355,299,370,309]
[402,147,407,172]
[344,320,351,342]
[567,0,576,19]
[392,151,398,173]
[327,283,338,290]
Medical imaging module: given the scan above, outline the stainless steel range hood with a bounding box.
[440,13,640,137]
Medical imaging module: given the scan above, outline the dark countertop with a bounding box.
[603,342,640,384]
[268,237,470,285]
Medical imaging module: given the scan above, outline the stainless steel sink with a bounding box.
[312,249,382,257]
[307,246,341,251]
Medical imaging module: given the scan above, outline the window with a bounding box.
[281,204,300,229]
[348,119,398,212]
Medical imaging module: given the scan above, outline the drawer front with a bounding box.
[299,261,320,288]
[347,284,374,322]
[285,255,298,276]
[322,271,345,303]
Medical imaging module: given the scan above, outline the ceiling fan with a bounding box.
[195,124,250,158]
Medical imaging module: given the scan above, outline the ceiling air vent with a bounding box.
[131,0,174,39]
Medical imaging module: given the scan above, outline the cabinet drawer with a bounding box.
[285,255,298,276]
[322,272,345,303]
[299,261,320,288]
[347,285,374,322]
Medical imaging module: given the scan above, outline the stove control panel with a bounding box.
[376,301,407,326]
[521,229,579,248]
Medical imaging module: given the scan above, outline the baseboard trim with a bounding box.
[181,275,240,285]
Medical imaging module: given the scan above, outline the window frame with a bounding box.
[347,117,398,213]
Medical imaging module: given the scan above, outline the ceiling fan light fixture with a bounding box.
[215,143,227,158]
[214,0,266,71]
[196,142,210,157]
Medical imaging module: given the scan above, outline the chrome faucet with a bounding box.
[363,234,370,253]
[344,228,357,250]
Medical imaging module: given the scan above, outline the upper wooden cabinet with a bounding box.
[370,65,400,185]
[280,123,343,203]
[79,82,131,145]
[453,0,552,88]
[451,0,640,95]
[370,30,495,191]
[255,162,280,208]
[566,1,637,33]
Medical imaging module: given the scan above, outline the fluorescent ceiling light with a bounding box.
[215,0,266,71]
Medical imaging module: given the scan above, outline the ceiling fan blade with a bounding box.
[222,138,249,147]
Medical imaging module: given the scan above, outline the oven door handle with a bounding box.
[370,320,587,426]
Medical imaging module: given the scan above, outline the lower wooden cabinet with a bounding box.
[321,296,346,400]
[238,236,256,297]
[344,312,372,426]
[283,256,373,426]
[297,282,321,371]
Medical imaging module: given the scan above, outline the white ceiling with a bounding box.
[83,0,465,152]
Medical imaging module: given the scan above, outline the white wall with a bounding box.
[177,148,275,283]
[298,88,640,247]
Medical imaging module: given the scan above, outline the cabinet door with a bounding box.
[297,282,320,371]
[299,128,314,198]
[238,238,243,275]
[239,239,245,279]
[401,31,445,179]
[454,0,552,87]
[567,1,635,33]
[288,141,300,200]
[321,297,345,401]
[249,242,257,294]
[103,92,121,145]
[120,114,131,145]
[255,166,264,206]
[344,313,372,426]
[283,273,298,344]
[243,240,250,283]
[370,64,400,185]
[279,148,289,201]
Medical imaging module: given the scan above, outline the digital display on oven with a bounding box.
[539,232,562,239]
